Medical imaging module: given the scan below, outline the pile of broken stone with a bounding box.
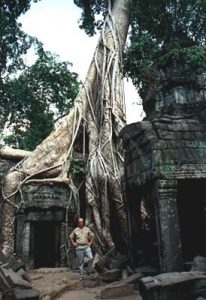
[0,250,39,300]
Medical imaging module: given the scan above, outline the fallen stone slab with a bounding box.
[139,271,206,300]
[100,283,134,299]
[4,287,40,300]
[1,266,32,289]
[99,269,122,283]
[105,271,143,288]
[7,256,25,272]
[0,251,40,299]
[0,270,10,292]
[95,248,127,273]
[29,274,44,281]
[120,272,143,285]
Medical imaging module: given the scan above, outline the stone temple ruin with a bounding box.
[15,183,73,269]
[1,49,206,299]
[121,58,206,273]
[0,157,83,269]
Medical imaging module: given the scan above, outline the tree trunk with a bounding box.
[0,0,131,256]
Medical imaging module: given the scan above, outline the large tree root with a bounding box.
[0,0,131,256]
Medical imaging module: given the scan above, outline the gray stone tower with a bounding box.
[121,55,206,272]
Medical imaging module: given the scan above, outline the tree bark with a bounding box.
[0,146,31,160]
[0,0,131,256]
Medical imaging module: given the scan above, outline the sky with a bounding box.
[19,0,145,124]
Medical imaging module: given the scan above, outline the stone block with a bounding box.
[100,283,133,299]
[120,272,143,284]
[1,266,32,289]
[139,271,206,300]
[99,269,122,283]
[191,256,206,272]
[4,287,40,300]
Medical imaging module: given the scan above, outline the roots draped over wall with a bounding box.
[0,0,131,256]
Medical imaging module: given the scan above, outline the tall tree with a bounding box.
[3,52,80,150]
[0,0,43,130]
[74,0,206,98]
[125,0,206,98]
[0,0,80,149]
[1,0,132,256]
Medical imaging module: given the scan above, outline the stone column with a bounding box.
[156,179,183,272]
[15,210,25,257]
[60,222,67,267]
[22,221,31,265]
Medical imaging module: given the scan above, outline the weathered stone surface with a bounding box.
[119,272,143,285]
[139,271,206,300]
[100,283,133,299]
[134,266,157,277]
[99,269,122,283]
[95,248,127,273]
[22,184,71,209]
[0,251,39,299]
[7,256,26,272]
[191,256,206,272]
[4,287,40,300]
[1,266,32,289]
[121,65,206,274]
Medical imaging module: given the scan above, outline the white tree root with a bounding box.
[0,0,131,256]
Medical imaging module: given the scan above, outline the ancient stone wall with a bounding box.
[121,116,206,187]
[0,157,77,268]
[120,63,206,272]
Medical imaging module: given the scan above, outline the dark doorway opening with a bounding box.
[177,179,206,262]
[33,221,59,268]
[127,183,159,270]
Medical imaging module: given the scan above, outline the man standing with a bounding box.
[70,218,95,280]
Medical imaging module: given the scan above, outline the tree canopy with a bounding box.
[0,0,42,79]
[0,0,42,133]
[74,0,206,98]
[4,52,80,150]
[0,0,80,150]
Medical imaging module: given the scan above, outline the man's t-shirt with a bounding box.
[70,226,94,245]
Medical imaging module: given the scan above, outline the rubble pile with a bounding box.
[0,250,39,300]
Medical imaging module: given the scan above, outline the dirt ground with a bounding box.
[28,268,142,300]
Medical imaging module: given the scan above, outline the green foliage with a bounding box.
[0,1,80,150]
[0,0,43,138]
[0,0,42,78]
[123,35,159,97]
[70,158,84,174]
[159,45,206,70]
[4,52,80,150]
[126,0,206,96]
[73,0,110,36]
[74,0,206,97]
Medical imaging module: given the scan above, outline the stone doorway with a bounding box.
[33,221,60,268]
[127,183,159,270]
[177,179,206,263]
